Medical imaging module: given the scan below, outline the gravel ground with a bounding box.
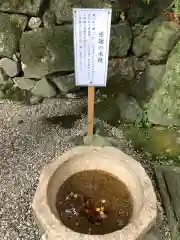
[0,98,171,240]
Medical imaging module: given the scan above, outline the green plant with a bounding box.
[143,0,180,13]
[172,0,180,13]
[135,110,152,129]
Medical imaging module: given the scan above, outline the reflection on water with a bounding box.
[56,170,133,235]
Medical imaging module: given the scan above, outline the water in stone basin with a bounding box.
[56,170,133,235]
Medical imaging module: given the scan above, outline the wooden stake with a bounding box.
[88,86,95,136]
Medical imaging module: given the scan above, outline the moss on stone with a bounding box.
[147,41,180,126]
[122,125,180,158]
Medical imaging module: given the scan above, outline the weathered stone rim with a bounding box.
[33,146,157,239]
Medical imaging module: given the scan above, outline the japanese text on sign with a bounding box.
[73,8,112,86]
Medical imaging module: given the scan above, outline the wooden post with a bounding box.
[88,86,95,136]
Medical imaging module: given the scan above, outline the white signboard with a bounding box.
[73,8,112,86]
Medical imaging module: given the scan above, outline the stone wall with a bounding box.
[0,0,180,126]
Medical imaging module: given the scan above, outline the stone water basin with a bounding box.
[33,146,157,240]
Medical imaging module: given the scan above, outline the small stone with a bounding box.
[0,58,21,77]
[28,17,42,29]
[29,96,43,105]
[31,77,56,97]
[13,77,36,90]
[66,93,78,99]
